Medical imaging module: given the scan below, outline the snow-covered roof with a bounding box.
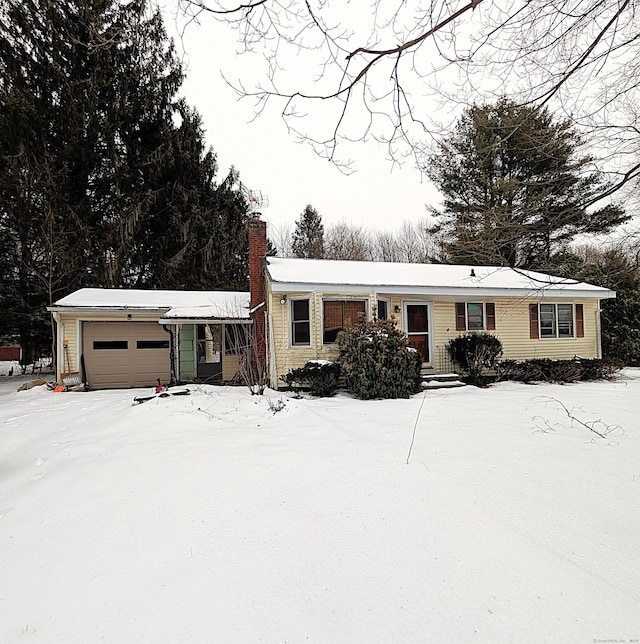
[49,288,251,319]
[160,302,251,322]
[266,257,615,300]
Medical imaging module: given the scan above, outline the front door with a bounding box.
[196,324,222,381]
[405,303,430,364]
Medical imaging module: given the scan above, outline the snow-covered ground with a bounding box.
[1,369,639,643]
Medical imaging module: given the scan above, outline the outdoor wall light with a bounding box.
[394,305,401,313]
[280,295,287,305]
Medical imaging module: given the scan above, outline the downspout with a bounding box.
[268,310,277,388]
[314,290,319,359]
[596,303,603,359]
[51,311,62,382]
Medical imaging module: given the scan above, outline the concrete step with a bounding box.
[421,372,466,390]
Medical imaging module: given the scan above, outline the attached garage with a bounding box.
[82,321,170,389]
[48,288,252,390]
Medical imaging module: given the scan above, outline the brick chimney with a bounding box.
[248,217,267,375]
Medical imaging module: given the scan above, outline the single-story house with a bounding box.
[49,218,616,389]
[263,256,616,386]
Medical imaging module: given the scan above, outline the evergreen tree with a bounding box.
[427,98,628,269]
[337,316,421,399]
[0,0,249,361]
[557,246,640,365]
[291,204,324,258]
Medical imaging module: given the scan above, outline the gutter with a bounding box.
[158,317,252,325]
[268,282,616,300]
[47,305,171,314]
[249,301,266,315]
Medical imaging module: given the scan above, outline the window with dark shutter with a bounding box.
[529,304,540,339]
[576,303,584,338]
[455,302,495,331]
[455,303,466,331]
[486,303,496,330]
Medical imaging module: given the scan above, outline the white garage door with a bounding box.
[82,322,170,389]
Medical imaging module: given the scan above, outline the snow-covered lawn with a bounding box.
[1,371,639,643]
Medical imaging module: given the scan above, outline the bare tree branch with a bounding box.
[177,0,640,193]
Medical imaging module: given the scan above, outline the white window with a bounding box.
[291,299,311,346]
[540,303,574,338]
[455,302,496,331]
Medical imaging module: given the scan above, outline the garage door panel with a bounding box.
[83,322,170,389]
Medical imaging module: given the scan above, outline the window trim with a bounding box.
[455,302,496,332]
[539,303,575,339]
[376,298,389,321]
[530,303,582,339]
[322,298,368,345]
[290,298,311,347]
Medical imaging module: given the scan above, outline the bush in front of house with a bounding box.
[336,317,422,400]
[446,332,504,386]
[280,360,342,397]
[496,358,621,383]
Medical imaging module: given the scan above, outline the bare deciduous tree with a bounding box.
[372,220,440,263]
[179,0,640,193]
[325,222,373,261]
[268,221,293,257]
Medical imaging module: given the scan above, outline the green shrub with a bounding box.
[280,360,342,397]
[446,332,503,386]
[336,317,422,400]
[496,358,622,383]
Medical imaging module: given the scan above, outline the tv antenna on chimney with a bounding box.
[238,181,269,215]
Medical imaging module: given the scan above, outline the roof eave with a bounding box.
[268,281,616,300]
[47,305,171,314]
[158,317,252,324]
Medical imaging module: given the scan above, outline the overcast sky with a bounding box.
[163,7,443,236]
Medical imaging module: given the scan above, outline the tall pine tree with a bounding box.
[292,204,324,258]
[0,0,250,361]
[427,99,628,269]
